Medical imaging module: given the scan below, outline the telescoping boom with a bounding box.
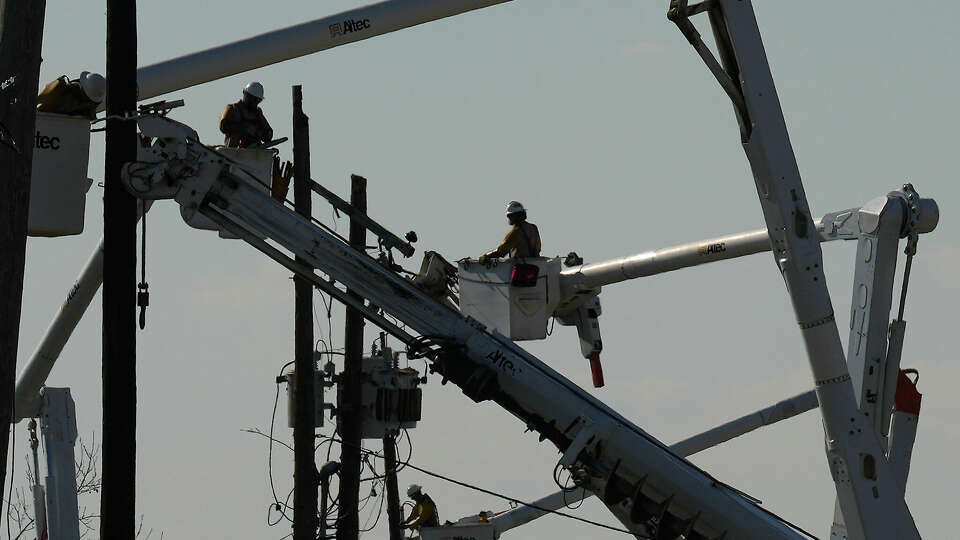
[133,0,513,103]
[123,118,806,539]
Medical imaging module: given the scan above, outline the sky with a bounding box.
[9,0,960,538]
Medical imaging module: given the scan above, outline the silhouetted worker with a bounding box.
[36,71,106,119]
[400,484,439,535]
[478,201,541,263]
[219,81,273,148]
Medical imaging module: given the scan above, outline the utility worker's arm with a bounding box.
[219,105,241,137]
[406,502,435,529]
[400,504,421,528]
[480,227,521,262]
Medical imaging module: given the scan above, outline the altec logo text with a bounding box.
[697,242,727,255]
[35,131,61,150]
[329,18,371,38]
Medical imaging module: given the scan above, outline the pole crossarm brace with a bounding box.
[310,176,415,257]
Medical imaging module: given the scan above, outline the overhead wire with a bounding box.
[396,429,413,474]
[322,436,638,537]
[266,360,296,525]
[358,480,386,534]
[266,305,812,538]
[397,456,638,536]
[258,296,815,538]
[314,290,335,354]
[404,335,815,538]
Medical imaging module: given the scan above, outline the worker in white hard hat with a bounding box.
[478,201,542,263]
[36,71,106,118]
[400,484,439,535]
[219,81,273,148]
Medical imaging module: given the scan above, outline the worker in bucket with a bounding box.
[219,81,273,148]
[478,201,541,262]
[400,484,439,535]
[36,71,106,119]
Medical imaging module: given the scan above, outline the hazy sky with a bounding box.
[11,1,959,538]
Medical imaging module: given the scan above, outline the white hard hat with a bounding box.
[506,201,525,215]
[79,71,106,103]
[407,484,422,497]
[243,81,265,101]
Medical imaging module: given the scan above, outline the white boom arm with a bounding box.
[828,189,932,535]
[558,205,935,293]
[14,246,102,421]
[487,488,589,536]
[135,0,511,103]
[435,388,821,538]
[670,390,819,458]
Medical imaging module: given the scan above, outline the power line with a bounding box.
[267,361,296,525]
[255,339,812,539]
[320,437,638,537]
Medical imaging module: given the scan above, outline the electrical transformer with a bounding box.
[337,346,422,439]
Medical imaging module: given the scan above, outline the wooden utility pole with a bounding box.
[0,0,47,501]
[292,85,319,540]
[383,431,403,540]
[101,0,138,537]
[336,174,367,540]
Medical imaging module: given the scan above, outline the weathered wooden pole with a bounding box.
[0,0,47,502]
[336,174,367,540]
[292,84,319,540]
[383,431,403,540]
[101,0,139,536]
